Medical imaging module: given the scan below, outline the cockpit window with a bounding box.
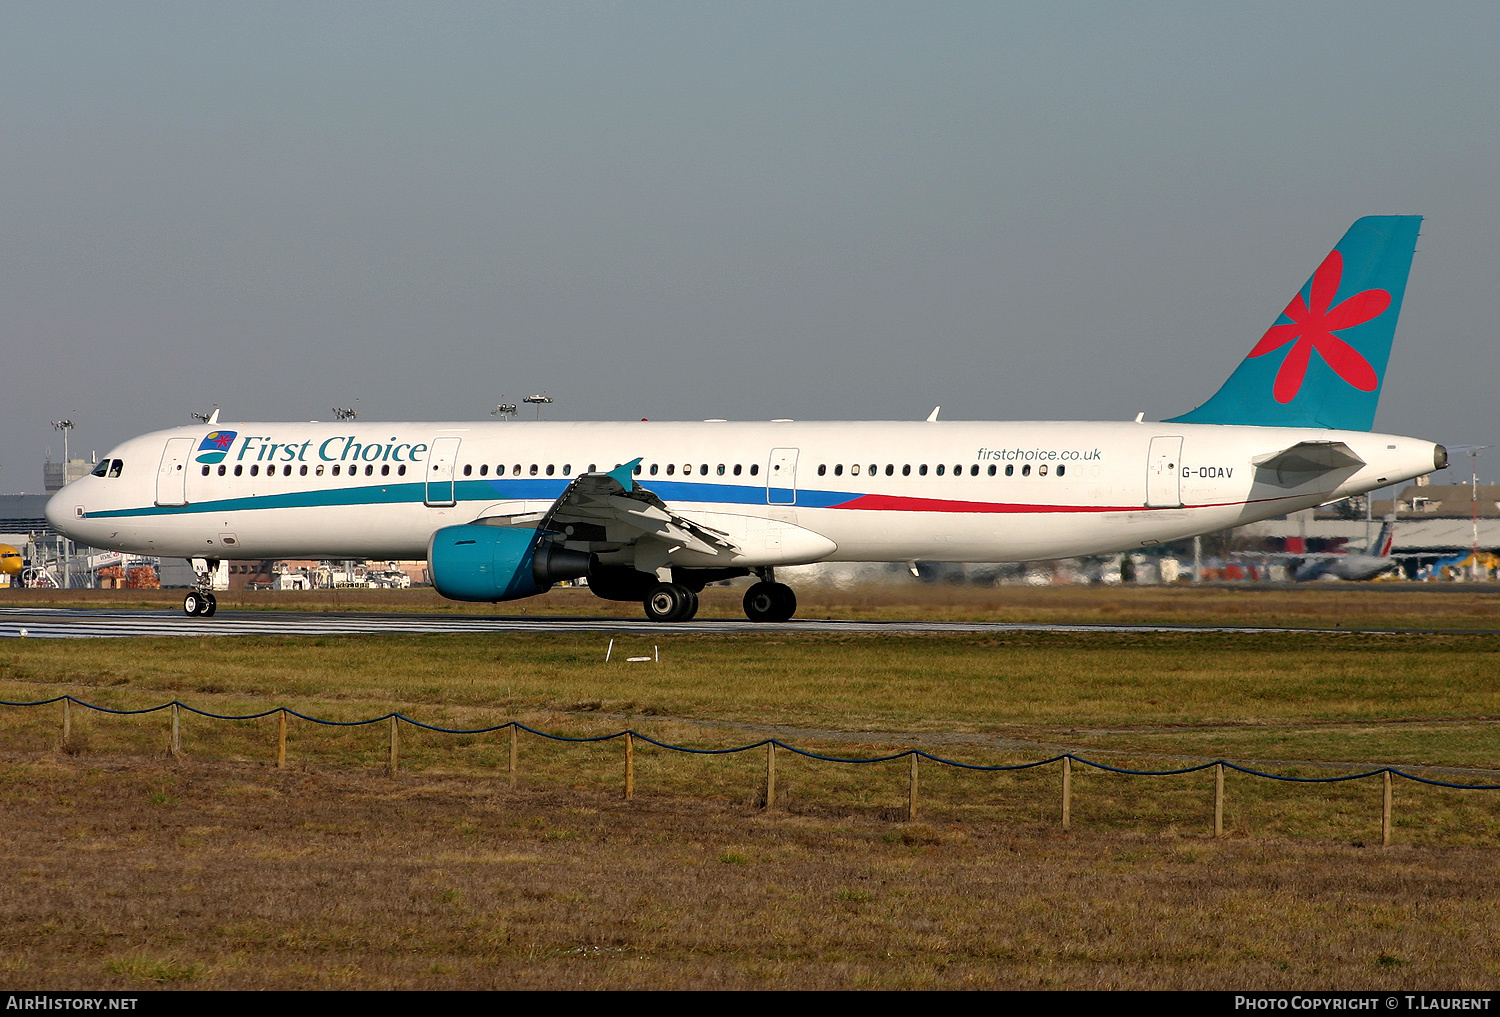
[91,460,109,477]
[110,459,122,477]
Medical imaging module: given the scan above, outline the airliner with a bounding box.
[47,216,1447,622]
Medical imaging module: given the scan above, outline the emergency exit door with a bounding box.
[425,437,461,506]
[154,437,195,507]
[766,448,799,505]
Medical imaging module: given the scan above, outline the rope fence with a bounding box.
[14,694,1500,845]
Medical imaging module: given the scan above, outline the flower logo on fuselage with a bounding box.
[195,430,238,464]
[1247,250,1389,403]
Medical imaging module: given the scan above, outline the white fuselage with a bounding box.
[47,419,1443,569]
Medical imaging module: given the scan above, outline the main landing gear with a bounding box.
[637,568,796,624]
[742,580,796,623]
[643,582,699,623]
[183,557,219,617]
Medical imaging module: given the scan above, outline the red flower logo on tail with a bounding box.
[1248,250,1389,403]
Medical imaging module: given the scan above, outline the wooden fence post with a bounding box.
[1382,769,1393,846]
[908,751,919,823]
[276,709,287,769]
[61,697,71,749]
[509,724,518,789]
[170,703,182,759]
[765,741,776,810]
[624,731,634,800]
[1214,762,1224,838]
[1061,756,1071,830]
[387,716,399,776]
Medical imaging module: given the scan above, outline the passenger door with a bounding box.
[1146,436,1184,508]
[154,437,195,507]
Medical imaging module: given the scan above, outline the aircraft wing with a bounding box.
[473,459,742,560]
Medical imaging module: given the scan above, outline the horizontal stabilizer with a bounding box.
[1251,440,1365,486]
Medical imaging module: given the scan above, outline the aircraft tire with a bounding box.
[203,593,217,617]
[183,592,203,617]
[743,582,796,622]
[643,583,695,623]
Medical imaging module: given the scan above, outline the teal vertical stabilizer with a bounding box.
[1166,215,1422,431]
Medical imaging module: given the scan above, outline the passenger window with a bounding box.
[365,464,374,476]
[548,465,556,476]
[717,464,725,475]
[463,464,472,476]
[869,464,877,476]
[851,464,861,476]
[479,464,488,476]
[285,464,293,476]
[589,464,597,472]
[683,463,691,475]
[398,465,406,476]
[885,464,894,476]
[935,465,944,476]
[1022,464,1031,476]
[666,464,675,475]
[1057,465,1066,477]
[818,465,826,476]
[528,464,537,475]
[750,464,759,476]
[331,465,339,476]
[513,464,522,475]
[1039,464,1048,476]
[970,465,979,476]
[381,464,390,476]
[902,465,911,476]
[834,464,843,476]
[250,465,259,476]
[300,465,308,476]
[650,464,659,475]
[563,464,571,476]
[733,464,742,476]
[92,460,110,477]
[987,464,996,476]
[235,465,244,476]
[201,465,210,476]
[1006,464,1014,476]
[315,465,324,476]
[919,464,927,476]
[700,464,708,476]
[218,465,226,476]
[954,465,962,476]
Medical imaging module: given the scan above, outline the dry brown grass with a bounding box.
[12,581,1500,630]
[3,755,1496,990]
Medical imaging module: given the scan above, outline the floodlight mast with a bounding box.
[332,407,358,422]
[524,394,553,420]
[490,399,518,421]
[50,420,74,466]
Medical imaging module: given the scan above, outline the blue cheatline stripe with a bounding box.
[9,695,1500,790]
[83,476,859,521]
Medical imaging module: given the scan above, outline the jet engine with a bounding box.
[427,525,590,602]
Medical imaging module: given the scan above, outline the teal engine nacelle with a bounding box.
[427,525,591,602]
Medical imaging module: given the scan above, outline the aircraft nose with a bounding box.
[44,488,76,535]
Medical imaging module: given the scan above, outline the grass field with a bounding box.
[1,585,1498,988]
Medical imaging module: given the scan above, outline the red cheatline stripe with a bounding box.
[828,493,1303,514]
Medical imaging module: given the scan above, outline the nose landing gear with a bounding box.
[183,558,220,617]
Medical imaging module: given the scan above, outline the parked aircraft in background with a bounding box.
[1292,515,1400,581]
[0,544,21,581]
[48,216,1446,621]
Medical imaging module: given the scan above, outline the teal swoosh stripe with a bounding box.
[85,482,431,519]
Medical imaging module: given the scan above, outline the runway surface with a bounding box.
[0,605,1434,639]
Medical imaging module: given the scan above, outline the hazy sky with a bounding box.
[4,2,1498,492]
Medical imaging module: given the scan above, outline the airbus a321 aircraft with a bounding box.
[47,216,1447,623]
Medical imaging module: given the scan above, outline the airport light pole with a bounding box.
[524,394,553,420]
[51,420,74,590]
[490,401,518,420]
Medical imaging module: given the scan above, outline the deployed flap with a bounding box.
[474,458,742,560]
[1251,440,1366,486]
